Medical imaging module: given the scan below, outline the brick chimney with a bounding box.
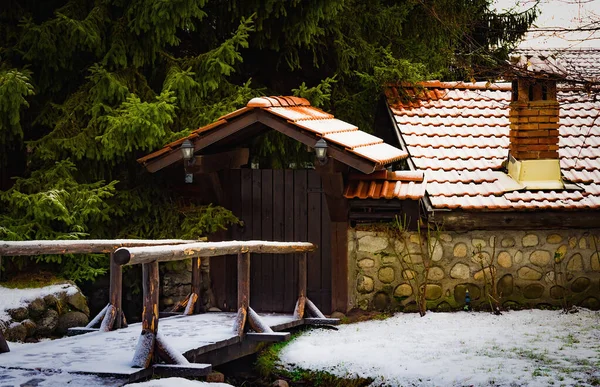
[507,76,563,189]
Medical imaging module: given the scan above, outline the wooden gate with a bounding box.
[210,169,332,314]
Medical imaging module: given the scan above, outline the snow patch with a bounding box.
[126,377,233,387]
[0,283,79,321]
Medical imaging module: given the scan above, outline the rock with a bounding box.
[472,238,486,248]
[357,276,374,293]
[546,234,562,244]
[394,284,413,298]
[501,237,515,248]
[427,267,444,281]
[503,301,521,310]
[56,311,89,335]
[8,307,29,322]
[356,231,375,239]
[523,284,545,299]
[435,302,452,312]
[36,309,59,336]
[409,234,421,244]
[581,297,600,310]
[570,277,590,293]
[471,251,491,266]
[5,322,27,342]
[272,380,289,387]
[330,311,345,319]
[439,234,452,242]
[579,237,587,249]
[378,267,395,283]
[450,263,470,279]
[550,285,565,300]
[592,252,600,271]
[453,243,468,257]
[522,234,539,247]
[403,253,422,264]
[163,270,192,288]
[358,258,375,268]
[358,236,388,253]
[555,245,568,262]
[454,284,480,302]
[497,251,512,268]
[514,251,523,264]
[206,371,225,383]
[474,266,496,281]
[21,319,37,337]
[567,253,583,271]
[162,298,175,307]
[569,237,577,248]
[529,250,551,267]
[402,270,416,280]
[43,294,59,308]
[27,298,46,319]
[518,266,542,280]
[66,292,90,317]
[208,307,222,312]
[358,299,369,310]
[373,292,390,311]
[497,274,514,297]
[425,284,442,300]
[429,239,443,261]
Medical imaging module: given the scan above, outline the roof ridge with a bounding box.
[247,96,311,108]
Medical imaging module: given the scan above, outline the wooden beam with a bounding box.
[155,333,189,365]
[305,298,327,319]
[0,239,199,256]
[237,252,250,311]
[191,257,203,314]
[114,241,316,266]
[294,253,307,319]
[330,221,349,313]
[256,110,378,174]
[246,332,291,342]
[132,260,160,368]
[67,327,99,336]
[316,163,349,222]
[304,318,340,325]
[208,172,225,204]
[109,252,123,330]
[86,303,109,328]
[153,363,212,378]
[188,148,249,174]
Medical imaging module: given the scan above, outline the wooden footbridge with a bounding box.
[0,239,338,383]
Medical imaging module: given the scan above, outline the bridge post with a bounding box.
[109,252,124,329]
[294,253,307,319]
[132,260,160,368]
[191,257,202,314]
[233,251,250,336]
[0,328,9,353]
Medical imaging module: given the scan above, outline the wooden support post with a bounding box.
[155,332,189,365]
[191,257,202,314]
[247,307,273,333]
[305,298,327,319]
[86,303,109,328]
[109,252,123,330]
[233,252,250,336]
[183,293,198,315]
[294,253,307,319]
[0,329,9,353]
[99,304,116,332]
[132,260,160,368]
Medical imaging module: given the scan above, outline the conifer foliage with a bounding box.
[0,0,534,281]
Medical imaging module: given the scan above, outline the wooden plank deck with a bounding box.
[0,312,303,383]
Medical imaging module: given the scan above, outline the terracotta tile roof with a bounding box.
[344,170,426,200]
[139,96,407,170]
[512,49,600,81]
[389,81,600,210]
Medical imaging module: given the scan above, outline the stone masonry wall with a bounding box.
[348,228,600,312]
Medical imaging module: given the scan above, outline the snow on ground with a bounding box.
[126,377,233,387]
[279,309,600,386]
[0,283,78,321]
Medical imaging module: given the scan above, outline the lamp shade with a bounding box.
[180,139,194,161]
[314,138,328,161]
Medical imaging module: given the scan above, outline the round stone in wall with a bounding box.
[373,292,390,311]
[497,274,514,297]
[523,284,545,299]
[522,234,539,247]
[471,251,491,266]
[453,243,468,257]
[357,275,374,294]
[555,245,568,262]
[358,258,375,268]
[471,238,486,248]
[474,267,496,281]
[454,283,481,301]
[427,266,445,281]
[591,252,600,271]
[501,237,515,248]
[425,284,443,300]
[518,266,543,280]
[569,237,577,248]
[394,283,413,297]
[450,263,470,279]
[581,297,600,310]
[566,253,583,272]
[514,251,523,264]
[402,269,416,280]
[579,237,587,249]
[529,250,551,267]
[439,233,452,242]
[549,285,565,300]
[358,236,388,253]
[571,277,590,293]
[498,251,512,268]
[378,267,395,284]
[429,239,443,262]
[546,234,562,244]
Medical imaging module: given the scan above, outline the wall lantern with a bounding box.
[314,138,328,165]
[180,139,195,183]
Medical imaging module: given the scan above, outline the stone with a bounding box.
[518,266,543,280]
[591,252,600,271]
[435,302,453,312]
[8,307,29,322]
[27,298,46,319]
[427,267,444,281]
[522,234,539,247]
[356,231,375,239]
[429,239,443,261]
[381,255,396,265]
[393,240,406,254]
[36,309,59,336]
[546,234,562,244]
[514,251,523,264]
[503,301,521,310]
[523,284,545,299]
[66,292,90,317]
[21,319,37,337]
[569,237,577,249]
[403,253,423,264]
[206,372,225,383]
[454,284,481,302]
[570,277,590,293]
[5,322,27,342]
[330,311,346,319]
[208,307,222,312]
[409,234,421,244]
[373,292,390,311]
[497,274,514,297]
[394,284,413,298]
[567,253,583,271]
[358,258,375,268]
[358,236,388,253]
[555,245,568,262]
[474,266,496,281]
[453,243,468,257]
[450,263,470,279]
[497,251,512,268]
[550,285,565,300]
[56,311,89,335]
[581,297,600,310]
[529,250,551,267]
[579,237,587,249]
[43,294,59,308]
[425,284,442,300]
[501,237,516,248]
[272,380,289,387]
[471,251,491,266]
[378,267,395,283]
[545,271,555,282]
[471,238,486,248]
[162,297,175,307]
[357,276,374,294]
[402,270,416,280]
[439,234,452,242]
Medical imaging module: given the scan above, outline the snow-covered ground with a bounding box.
[279,309,600,387]
[128,377,233,387]
[0,283,79,321]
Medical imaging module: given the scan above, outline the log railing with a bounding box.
[0,239,199,354]
[113,240,332,370]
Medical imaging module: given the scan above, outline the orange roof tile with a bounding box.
[389,80,600,210]
[344,171,426,200]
